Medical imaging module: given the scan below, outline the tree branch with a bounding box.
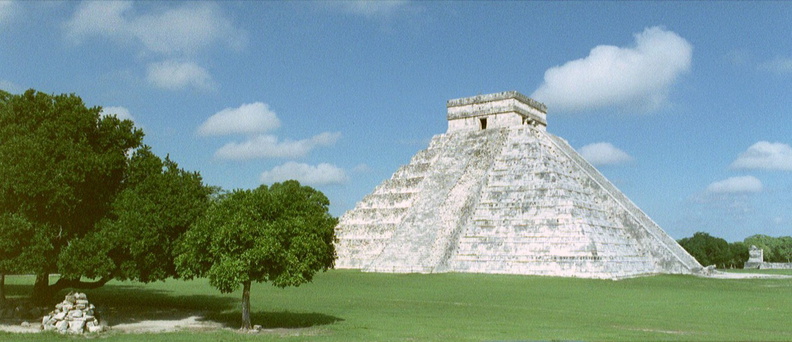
[50,275,114,292]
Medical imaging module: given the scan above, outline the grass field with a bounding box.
[2,270,792,341]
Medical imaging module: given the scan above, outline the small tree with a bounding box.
[678,232,731,268]
[176,180,337,330]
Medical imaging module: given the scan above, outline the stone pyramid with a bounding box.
[335,91,702,279]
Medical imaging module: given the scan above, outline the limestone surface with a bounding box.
[41,292,102,334]
[335,91,702,279]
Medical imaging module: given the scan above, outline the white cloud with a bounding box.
[215,132,342,160]
[730,141,792,171]
[706,176,763,194]
[65,2,245,92]
[0,1,18,25]
[146,60,215,91]
[0,79,23,93]
[326,0,411,19]
[759,57,792,75]
[197,102,280,136]
[260,162,348,186]
[579,142,632,166]
[100,106,135,123]
[64,1,246,56]
[531,26,692,113]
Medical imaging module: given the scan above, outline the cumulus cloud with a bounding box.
[64,1,246,55]
[100,106,136,123]
[197,102,280,136]
[260,162,348,186]
[65,2,246,92]
[578,142,632,166]
[730,141,792,171]
[706,176,763,194]
[325,0,411,19]
[146,60,215,91]
[759,57,792,75]
[531,26,692,113]
[215,132,342,160]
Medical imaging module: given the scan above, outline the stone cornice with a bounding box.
[446,91,547,113]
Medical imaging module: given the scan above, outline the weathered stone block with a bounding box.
[68,319,85,333]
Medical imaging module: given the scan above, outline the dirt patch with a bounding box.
[703,271,792,279]
[108,315,224,333]
[0,315,328,336]
[0,323,41,334]
[0,315,226,334]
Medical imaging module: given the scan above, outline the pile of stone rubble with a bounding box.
[41,292,102,334]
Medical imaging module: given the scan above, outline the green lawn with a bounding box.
[2,270,792,341]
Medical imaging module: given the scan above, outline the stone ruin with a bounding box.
[335,91,703,279]
[41,292,102,334]
[745,245,792,270]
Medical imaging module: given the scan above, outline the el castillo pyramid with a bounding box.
[335,91,702,279]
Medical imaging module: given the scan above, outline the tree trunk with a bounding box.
[31,273,114,305]
[32,272,51,306]
[0,273,5,306]
[241,280,252,330]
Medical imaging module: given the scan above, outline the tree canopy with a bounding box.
[176,180,337,329]
[744,234,792,263]
[0,89,210,303]
[678,232,748,269]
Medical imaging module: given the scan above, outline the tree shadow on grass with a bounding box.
[75,285,239,325]
[1,283,32,299]
[4,280,342,331]
[204,311,343,329]
[70,284,343,330]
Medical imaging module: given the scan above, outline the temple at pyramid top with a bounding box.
[446,91,548,133]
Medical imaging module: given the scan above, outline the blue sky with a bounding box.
[1,1,791,242]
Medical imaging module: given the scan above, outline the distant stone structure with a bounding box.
[744,245,792,269]
[744,245,765,269]
[334,91,702,279]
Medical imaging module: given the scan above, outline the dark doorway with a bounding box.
[479,118,487,130]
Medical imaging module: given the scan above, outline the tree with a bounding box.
[678,232,750,269]
[0,213,37,305]
[0,89,143,302]
[0,90,209,303]
[176,180,337,330]
[726,242,749,269]
[55,147,211,287]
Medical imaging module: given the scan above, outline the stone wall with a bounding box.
[755,262,792,270]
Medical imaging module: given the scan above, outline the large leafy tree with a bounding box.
[57,147,211,286]
[678,232,749,269]
[176,180,337,330]
[0,89,210,303]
